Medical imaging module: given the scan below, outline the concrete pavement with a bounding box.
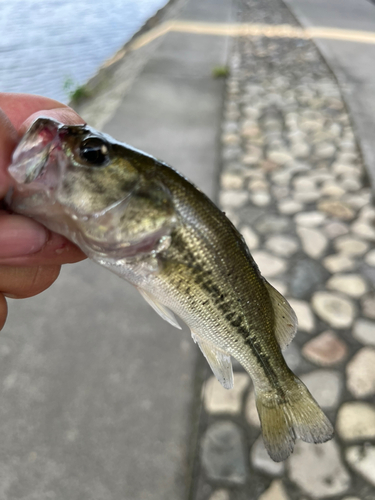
[1,0,234,498]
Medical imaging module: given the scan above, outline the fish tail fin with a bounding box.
[255,377,334,462]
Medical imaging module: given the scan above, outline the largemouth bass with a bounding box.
[7,117,333,461]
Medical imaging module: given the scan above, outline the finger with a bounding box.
[0,294,7,331]
[0,232,86,267]
[0,213,48,259]
[20,107,84,136]
[0,109,18,197]
[0,212,86,266]
[0,93,70,130]
[0,265,61,299]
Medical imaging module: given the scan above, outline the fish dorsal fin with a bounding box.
[191,330,233,389]
[138,288,181,330]
[264,281,298,350]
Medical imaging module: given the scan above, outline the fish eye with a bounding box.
[79,137,109,166]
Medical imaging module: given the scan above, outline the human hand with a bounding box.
[0,93,87,330]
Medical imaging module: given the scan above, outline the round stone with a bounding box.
[346,445,375,487]
[283,342,302,371]
[312,292,355,328]
[265,235,299,257]
[251,191,271,207]
[361,293,375,320]
[300,120,322,132]
[294,190,320,203]
[252,251,287,278]
[251,436,285,476]
[223,147,240,161]
[255,215,291,234]
[287,440,351,498]
[294,211,326,227]
[240,226,259,250]
[353,318,375,346]
[360,205,375,220]
[326,274,368,298]
[272,171,291,186]
[336,402,375,441]
[297,227,328,259]
[323,254,356,273]
[201,422,247,484]
[338,152,357,164]
[346,347,375,398]
[345,193,371,210]
[365,249,375,267]
[334,236,369,256]
[209,490,230,500]
[332,163,358,176]
[314,142,336,158]
[321,183,346,198]
[318,200,355,221]
[287,299,315,333]
[302,331,347,366]
[220,173,243,190]
[289,259,329,299]
[324,222,349,239]
[293,177,315,192]
[300,370,342,410]
[341,177,361,191]
[258,480,289,500]
[248,179,269,191]
[243,105,260,118]
[278,200,303,214]
[203,373,250,414]
[291,142,310,158]
[222,133,240,146]
[219,190,248,208]
[273,186,290,200]
[268,150,293,165]
[351,220,375,241]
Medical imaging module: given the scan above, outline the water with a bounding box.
[0,0,167,103]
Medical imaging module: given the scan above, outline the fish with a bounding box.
[7,117,333,461]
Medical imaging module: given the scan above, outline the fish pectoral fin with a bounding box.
[191,331,233,389]
[137,288,181,330]
[264,281,297,350]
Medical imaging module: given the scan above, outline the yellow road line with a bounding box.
[103,20,375,68]
[130,20,375,49]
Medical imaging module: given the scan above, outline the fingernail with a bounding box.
[0,215,48,258]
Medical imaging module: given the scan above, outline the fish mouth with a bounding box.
[8,117,66,194]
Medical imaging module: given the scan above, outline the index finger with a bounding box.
[0,93,83,132]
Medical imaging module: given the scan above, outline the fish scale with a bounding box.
[8,116,333,461]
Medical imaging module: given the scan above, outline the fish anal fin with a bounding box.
[138,288,181,330]
[264,281,297,350]
[191,331,233,389]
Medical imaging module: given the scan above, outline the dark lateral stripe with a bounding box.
[234,322,285,397]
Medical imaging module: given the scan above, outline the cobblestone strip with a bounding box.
[193,0,375,499]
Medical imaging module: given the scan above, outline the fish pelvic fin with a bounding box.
[137,288,181,330]
[256,377,334,462]
[191,331,234,389]
[264,280,297,350]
